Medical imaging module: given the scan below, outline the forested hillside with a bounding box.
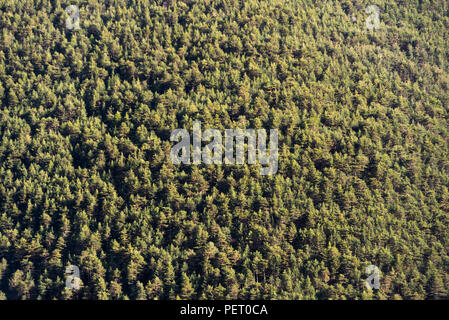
[1,0,449,299]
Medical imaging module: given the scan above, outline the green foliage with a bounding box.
[0,0,449,300]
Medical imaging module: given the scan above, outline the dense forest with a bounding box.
[0,0,449,300]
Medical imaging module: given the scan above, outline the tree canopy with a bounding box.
[0,0,449,300]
